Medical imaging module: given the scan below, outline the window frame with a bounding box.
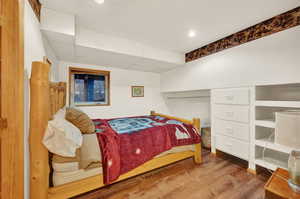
[69,67,111,107]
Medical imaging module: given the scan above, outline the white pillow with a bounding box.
[53,107,66,120]
[43,110,83,157]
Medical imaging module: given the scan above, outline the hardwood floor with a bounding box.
[73,149,269,199]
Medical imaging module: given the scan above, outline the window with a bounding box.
[69,67,110,106]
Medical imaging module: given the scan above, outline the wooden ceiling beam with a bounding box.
[185,7,300,63]
[28,0,41,21]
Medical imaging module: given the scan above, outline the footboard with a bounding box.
[150,111,202,164]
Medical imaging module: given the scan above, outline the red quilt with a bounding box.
[94,116,201,184]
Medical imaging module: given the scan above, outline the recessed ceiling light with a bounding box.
[188,30,196,38]
[94,0,105,4]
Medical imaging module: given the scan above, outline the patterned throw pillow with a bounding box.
[65,107,95,134]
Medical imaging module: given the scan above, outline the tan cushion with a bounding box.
[65,107,95,134]
[52,149,80,163]
[52,162,79,172]
[80,134,102,169]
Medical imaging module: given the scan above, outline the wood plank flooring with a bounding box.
[73,149,269,199]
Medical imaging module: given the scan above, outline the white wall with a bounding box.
[165,97,211,127]
[161,26,300,92]
[76,27,184,65]
[41,7,76,37]
[162,90,211,127]
[24,3,59,80]
[24,2,46,78]
[43,37,59,81]
[58,61,169,119]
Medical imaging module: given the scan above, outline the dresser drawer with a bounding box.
[215,135,249,160]
[213,105,249,123]
[212,88,249,105]
[215,119,249,141]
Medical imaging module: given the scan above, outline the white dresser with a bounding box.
[211,88,251,162]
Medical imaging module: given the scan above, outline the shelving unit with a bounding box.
[254,83,300,171]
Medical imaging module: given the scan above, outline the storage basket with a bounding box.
[275,111,300,149]
[201,127,211,149]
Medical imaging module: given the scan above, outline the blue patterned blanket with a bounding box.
[107,116,182,134]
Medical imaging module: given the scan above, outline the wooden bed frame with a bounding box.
[29,61,202,199]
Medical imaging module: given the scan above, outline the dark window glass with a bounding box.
[74,74,106,105]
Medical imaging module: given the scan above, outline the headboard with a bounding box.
[29,62,67,199]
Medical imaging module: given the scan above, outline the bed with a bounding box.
[29,61,202,199]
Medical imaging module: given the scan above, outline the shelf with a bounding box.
[255,120,275,128]
[254,84,299,171]
[255,100,300,108]
[255,138,293,154]
[255,158,288,171]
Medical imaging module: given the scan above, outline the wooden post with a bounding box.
[30,62,51,199]
[58,82,67,109]
[49,83,55,117]
[0,0,25,198]
[193,118,200,131]
[193,118,202,164]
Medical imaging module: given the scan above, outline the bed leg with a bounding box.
[194,143,202,164]
[192,118,202,164]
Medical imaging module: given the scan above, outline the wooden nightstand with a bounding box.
[265,168,300,199]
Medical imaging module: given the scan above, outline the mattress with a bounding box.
[53,167,103,186]
[53,145,195,186]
